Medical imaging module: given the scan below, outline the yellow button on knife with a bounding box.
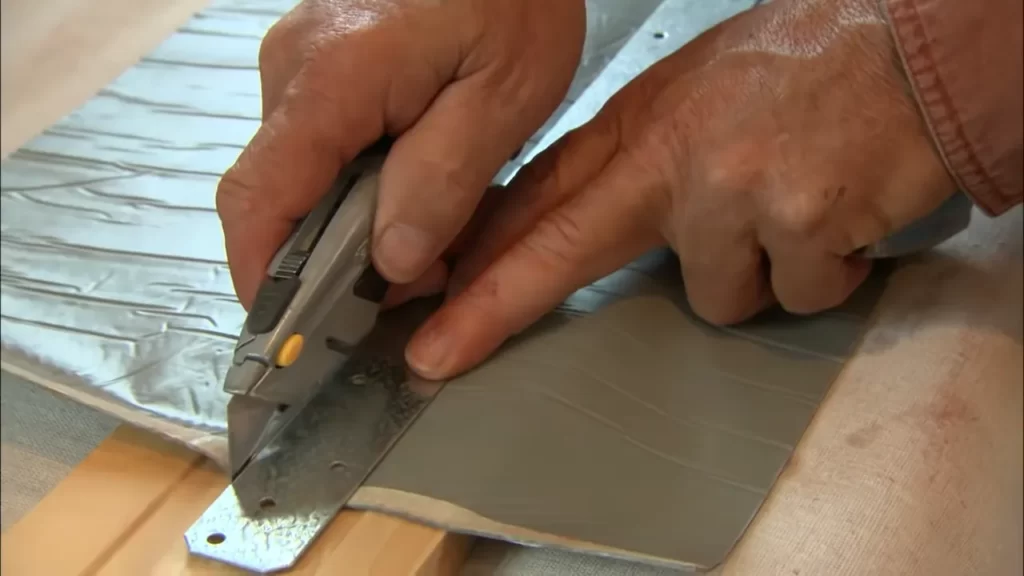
[275,333,304,367]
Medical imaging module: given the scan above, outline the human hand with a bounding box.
[215,0,586,307]
[401,0,958,379]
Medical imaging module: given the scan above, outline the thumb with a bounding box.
[371,50,584,284]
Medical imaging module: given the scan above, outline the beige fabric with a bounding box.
[716,208,1024,575]
[0,444,73,530]
[0,372,119,530]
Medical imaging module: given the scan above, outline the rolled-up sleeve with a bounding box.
[883,0,1023,216]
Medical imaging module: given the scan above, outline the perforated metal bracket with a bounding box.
[184,354,443,573]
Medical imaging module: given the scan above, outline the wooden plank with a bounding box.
[1,425,474,575]
[0,427,202,575]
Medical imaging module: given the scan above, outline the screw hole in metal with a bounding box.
[207,533,226,545]
[653,31,667,39]
[329,460,346,471]
[259,497,276,510]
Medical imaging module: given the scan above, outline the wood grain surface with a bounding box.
[0,426,473,575]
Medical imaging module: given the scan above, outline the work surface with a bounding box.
[2,0,1022,574]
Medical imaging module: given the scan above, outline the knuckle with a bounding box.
[771,191,829,238]
[703,144,760,192]
[436,164,478,206]
[286,66,337,119]
[457,274,518,336]
[259,9,355,90]
[510,126,590,199]
[458,273,500,308]
[259,15,298,69]
[411,154,481,207]
[622,125,677,185]
[509,149,556,194]
[519,211,586,269]
[260,20,285,51]
[305,26,345,64]
[215,158,262,222]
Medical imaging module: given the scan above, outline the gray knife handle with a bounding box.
[859,191,972,259]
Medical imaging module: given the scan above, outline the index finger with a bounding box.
[216,19,464,308]
[216,72,382,308]
[405,155,665,380]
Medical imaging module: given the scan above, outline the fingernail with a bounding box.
[406,316,453,378]
[375,224,434,282]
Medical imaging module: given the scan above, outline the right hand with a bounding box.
[216,0,586,308]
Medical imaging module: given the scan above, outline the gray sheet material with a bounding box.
[464,539,687,576]
[361,251,887,570]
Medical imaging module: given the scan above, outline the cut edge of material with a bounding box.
[349,486,704,573]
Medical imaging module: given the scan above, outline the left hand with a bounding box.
[394,0,958,380]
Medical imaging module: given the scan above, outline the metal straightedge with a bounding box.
[185,344,443,573]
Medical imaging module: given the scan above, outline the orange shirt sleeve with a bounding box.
[883,0,1023,216]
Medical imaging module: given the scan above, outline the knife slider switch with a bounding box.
[246,276,301,335]
[275,333,305,367]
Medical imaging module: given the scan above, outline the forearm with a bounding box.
[883,0,1023,216]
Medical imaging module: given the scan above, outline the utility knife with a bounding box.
[223,138,394,479]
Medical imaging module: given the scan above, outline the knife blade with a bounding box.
[223,138,393,479]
